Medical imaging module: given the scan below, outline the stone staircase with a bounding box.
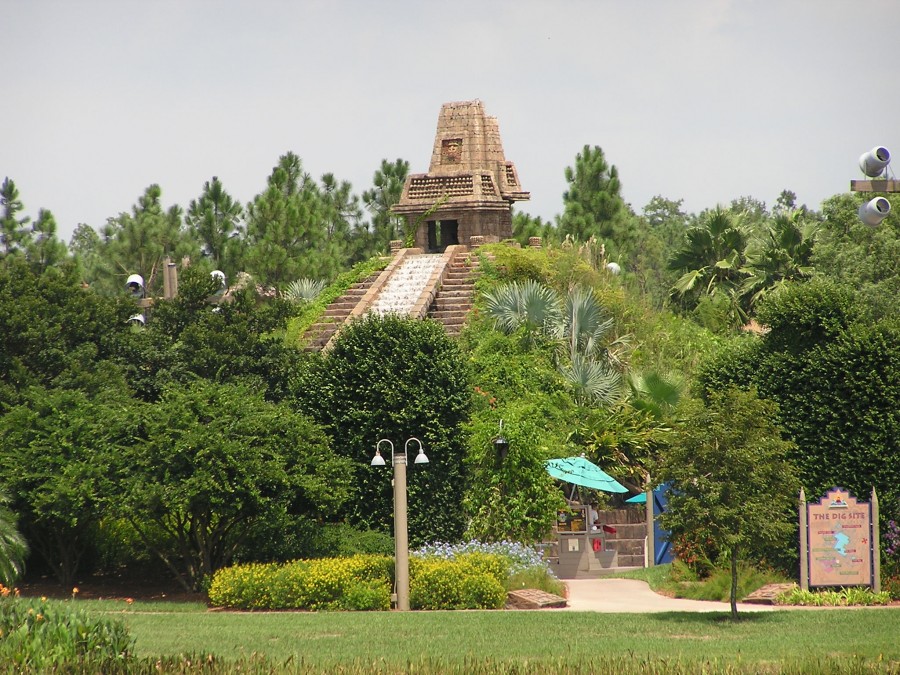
[427,251,480,337]
[302,246,482,351]
[303,274,380,351]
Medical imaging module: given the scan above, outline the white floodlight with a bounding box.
[858,197,891,227]
[859,146,891,178]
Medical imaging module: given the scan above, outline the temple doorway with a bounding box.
[426,220,459,252]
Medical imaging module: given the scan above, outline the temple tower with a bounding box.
[393,100,529,251]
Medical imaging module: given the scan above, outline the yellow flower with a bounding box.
[72,587,79,595]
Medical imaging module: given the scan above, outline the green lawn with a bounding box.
[93,602,900,673]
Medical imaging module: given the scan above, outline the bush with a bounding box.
[409,557,507,610]
[776,587,891,606]
[415,540,561,594]
[459,574,507,609]
[208,555,393,610]
[236,519,395,564]
[340,581,391,611]
[883,575,900,600]
[0,588,134,670]
[667,563,789,602]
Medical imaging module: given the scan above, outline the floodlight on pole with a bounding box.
[851,146,896,226]
[859,146,891,178]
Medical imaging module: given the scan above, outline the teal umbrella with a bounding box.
[625,493,647,503]
[545,455,628,494]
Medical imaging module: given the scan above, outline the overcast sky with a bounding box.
[5,0,900,243]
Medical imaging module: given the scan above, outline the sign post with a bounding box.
[800,487,879,591]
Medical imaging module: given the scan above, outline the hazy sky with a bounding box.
[5,0,900,243]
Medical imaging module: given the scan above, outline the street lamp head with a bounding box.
[493,419,509,463]
[405,437,429,464]
[372,439,394,466]
[494,435,509,462]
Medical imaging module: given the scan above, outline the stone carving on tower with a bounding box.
[393,100,529,251]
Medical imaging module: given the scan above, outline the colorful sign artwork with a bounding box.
[807,488,872,587]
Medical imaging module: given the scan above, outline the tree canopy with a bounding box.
[657,387,800,617]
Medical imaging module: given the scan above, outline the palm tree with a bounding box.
[484,281,625,404]
[628,370,685,421]
[561,353,622,406]
[669,207,750,310]
[0,491,27,587]
[739,210,818,312]
[483,279,560,337]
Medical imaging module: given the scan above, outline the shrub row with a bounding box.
[0,589,134,671]
[208,555,394,611]
[208,550,514,611]
[409,555,507,610]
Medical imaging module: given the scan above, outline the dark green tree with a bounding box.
[658,387,800,618]
[243,153,340,286]
[95,184,198,297]
[0,388,119,585]
[185,176,244,280]
[697,279,900,518]
[774,189,797,213]
[118,265,303,403]
[320,172,367,265]
[0,258,133,407]
[511,211,558,248]
[107,380,352,591]
[26,208,68,273]
[558,145,630,252]
[0,178,31,256]
[362,158,409,254]
[296,315,471,546]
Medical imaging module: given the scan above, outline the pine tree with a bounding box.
[0,178,32,256]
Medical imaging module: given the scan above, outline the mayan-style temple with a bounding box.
[393,100,529,252]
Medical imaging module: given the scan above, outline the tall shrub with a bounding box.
[296,315,471,545]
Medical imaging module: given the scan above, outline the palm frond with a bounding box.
[483,280,560,335]
[553,286,614,359]
[282,278,326,303]
[0,493,27,586]
[560,354,623,406]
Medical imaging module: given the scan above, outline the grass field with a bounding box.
[90,600,900,673]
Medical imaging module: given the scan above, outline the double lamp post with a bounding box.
[371,437,428,611]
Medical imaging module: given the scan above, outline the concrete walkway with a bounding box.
[562,578,777,613]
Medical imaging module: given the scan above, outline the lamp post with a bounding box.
[493,419,509,465]
[371,437,428,611]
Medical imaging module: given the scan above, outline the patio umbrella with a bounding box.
[625,493,647,503]
[545,454,628,494]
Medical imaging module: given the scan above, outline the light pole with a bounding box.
[371,437,428,611]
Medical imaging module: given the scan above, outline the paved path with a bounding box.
[562,578,776,613]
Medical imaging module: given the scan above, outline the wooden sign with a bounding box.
[800,487,880,591]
